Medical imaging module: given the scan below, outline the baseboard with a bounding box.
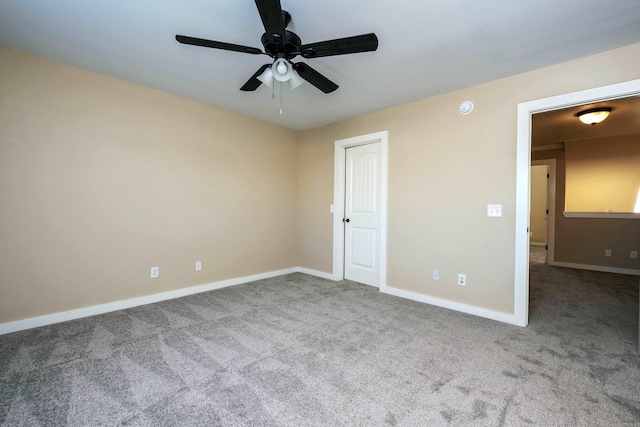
[530,242,546,247]
[295,267,336,281]
[549,261,640,276]
[0,267,298,336]
[380,285,520,326]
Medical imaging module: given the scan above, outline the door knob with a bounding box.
[343,218,350,223]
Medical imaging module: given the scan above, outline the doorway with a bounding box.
[530,159,556,265]
[514,78,640,327]
[332,131,388,289]
[530,164,548,253]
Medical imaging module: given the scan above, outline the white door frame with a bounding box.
[531,159,556,264]
[514,78,640,327]
[333,131,388,289]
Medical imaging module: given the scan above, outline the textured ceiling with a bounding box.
[1,0,640,130]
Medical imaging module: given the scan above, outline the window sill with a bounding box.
[563,212,640,219]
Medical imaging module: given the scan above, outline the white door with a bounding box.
[344,142,381,287]
[530,165,549,246]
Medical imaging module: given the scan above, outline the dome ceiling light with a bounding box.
[577,108,612,125]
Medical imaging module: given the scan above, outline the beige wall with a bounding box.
[565,134,640,213]
[0,46,299,323]
[298,43,640,314]
[532,149,639,271]
[3,42,640,325]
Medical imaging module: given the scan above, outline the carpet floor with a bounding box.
[1,254,639,426]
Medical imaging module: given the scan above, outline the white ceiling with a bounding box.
[2,0,640,130]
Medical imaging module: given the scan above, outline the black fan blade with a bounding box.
[292,62,338,94]
[300,33,378,58]
[240,64,271,91]
[254,0,286,46]
[176,35,262,55]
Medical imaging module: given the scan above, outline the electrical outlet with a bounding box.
[631,251,638,259]
[433,270,440,281]
[195,261,202,271]
[150,267,159,278]
[605,249,611,257]
[458,274,466,286]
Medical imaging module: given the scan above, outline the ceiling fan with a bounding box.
[176,0,378,94]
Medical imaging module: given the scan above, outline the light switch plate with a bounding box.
[487,204,502,217]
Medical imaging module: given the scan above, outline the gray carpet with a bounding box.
[529,245,547,265]
[1,255,639,426]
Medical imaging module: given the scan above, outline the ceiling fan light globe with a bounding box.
[272,58,293,82]
[257,68,274,89]
[289,71,305,90]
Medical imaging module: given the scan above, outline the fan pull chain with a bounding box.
[279,82,283,115]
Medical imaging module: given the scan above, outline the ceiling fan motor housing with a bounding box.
[261,30,301,59]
